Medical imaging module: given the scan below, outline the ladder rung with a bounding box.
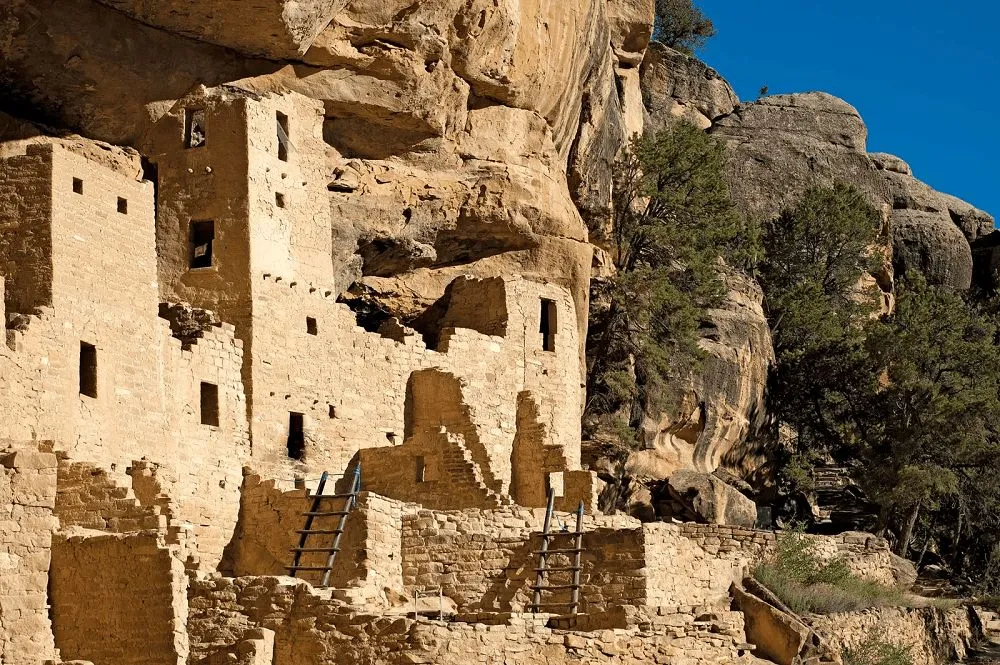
[296,529,344,534]
[527,602,578,607]
[542,532,585,537]
[534,566,581,572]
[290,547,341,553]
[286,566,334,571]
[309,494,356,499]
[533,549,581,554]
[302,511,351,516]
[530,584,578,590]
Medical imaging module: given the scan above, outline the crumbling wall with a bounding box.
[248,274,581,503]
[49,530,189,665]
[0,143,250,569]
[187,576,754,665]
[0,446,58,665]
[54,455,165,532]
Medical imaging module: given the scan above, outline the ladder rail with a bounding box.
[569,501,584,615]
[290,471,329,573]
[531,489,556,612]
[320,464,361,587]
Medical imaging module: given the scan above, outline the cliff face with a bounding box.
[0,0,655,329]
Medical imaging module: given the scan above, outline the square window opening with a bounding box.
[117,197,128,214]
[275,192,286,209]
[287,412,305,460]
[540,298,557,352]
[276,111,290,162]
[200,382,220,427]
[185,109,206,148]
[189,220,215,269]
[79,342,97,398]
[415,456,427,483]
[306,317,318,336]
[72,178,83,195]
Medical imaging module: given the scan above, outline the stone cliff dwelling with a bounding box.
[2,1,993,664]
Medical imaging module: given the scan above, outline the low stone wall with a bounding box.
[49,530,189,665]
[222,473,407,605]
[400,510,903,614]
[401,506,644,613]
[0,446,59,665]
[186,575,759,665]
[807,606,976,665]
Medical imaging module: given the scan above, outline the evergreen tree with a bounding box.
[654,0,716,53]
[585,122,757,458]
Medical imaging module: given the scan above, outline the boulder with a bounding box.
[732,586,810,665]
[662,470,757,527]
[640,41,739,131]
[871,153,994,289]
[709,92,889,223]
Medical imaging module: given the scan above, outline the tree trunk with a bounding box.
[896,501,921,557]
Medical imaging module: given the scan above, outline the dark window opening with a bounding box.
[306,317,318,336]
[72,178,83,195]
[200,382,220,426]
[415,456,426,483]
[328,404,337,419]
[185,109,206,148]
[540,298,557,352]
[275,192,286,208]
[79,342,97,398]
[287,412,305,460]
[117,197,128,214]
[189,220,214,269]
[276,111,290,162]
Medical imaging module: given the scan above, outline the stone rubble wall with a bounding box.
[807,606,976,665]
[0,446,59,665]
[186,575,763,665]
[49,530,189,665]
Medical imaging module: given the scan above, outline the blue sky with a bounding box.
[697,1,998,220]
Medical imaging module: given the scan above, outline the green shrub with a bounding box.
[843,633,914,665]
[753,529,907,614]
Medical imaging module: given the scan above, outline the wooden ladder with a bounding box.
[529,490,584,615]
[286,465,361,587]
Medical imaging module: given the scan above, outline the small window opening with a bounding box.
[275,192,286,209]
[117,197,128,214]
[185,109,206,148]
[79,342,97,398]
[306,317,318,335]
[540,298,557,352]
[415,456,426,483]
[72,178,83,194]
[386,432,398,444]
[189,220,214,269]
[328,405,337,419]
[287,412,305,460]
[276,111,290,162]
[200,382,220,427]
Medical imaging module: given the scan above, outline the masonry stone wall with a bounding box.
[223,475,407,605]
[187,576,759,665]
[0,446,58,665]
[248,274,581,503]
[50,530,189,665]
[0,150,52,314]
[0,143,250,568]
